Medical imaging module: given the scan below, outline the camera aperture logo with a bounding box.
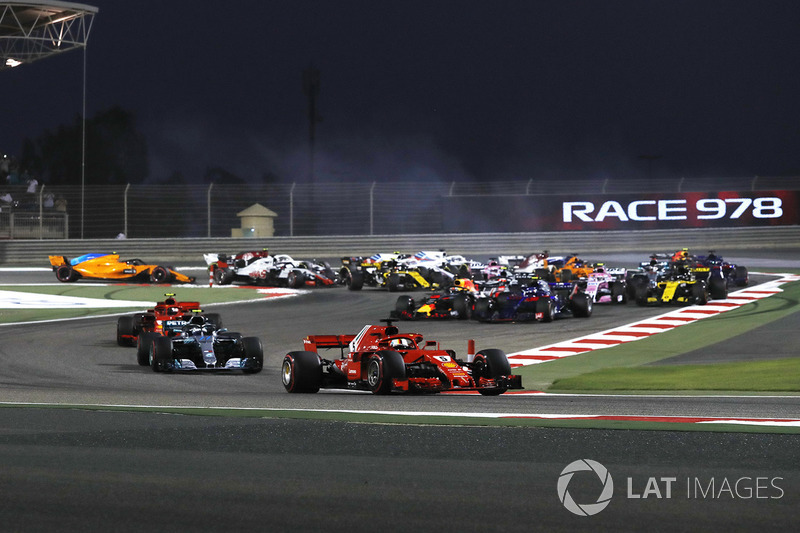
[557,459,614,516]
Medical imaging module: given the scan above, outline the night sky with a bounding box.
[3,0,800,184]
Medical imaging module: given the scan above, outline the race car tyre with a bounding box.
[692,283,708,305]
[204,313,223,328]
[473,298,494,322]
[213,267,233,285]
[536,298,555,322]
[473,349,511,396]
[137,332,159,366]
[241,336,264,374]
[282,351,322,393]
[453,293,472,320]
[395,295,415,319]
[116,316,136,346]
[635,285,650,307]
[734,266,749,287]
[628,274,649,300]
[151,336,173,372]
[571,293,593,318]
[708,275,728,300]
[367,350,406,395]
[55,264,79,282]
[387,273,401,292]
[611,281,627,304]
[347,270,364,291]
[558,269,573,282]
[150,266,171,284]
[288,271,306,288]
[535,268,552,282]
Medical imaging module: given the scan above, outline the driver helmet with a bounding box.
[201,324,215,335]
[389,338,413,349]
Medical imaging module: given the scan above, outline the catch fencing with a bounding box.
[0,176,798,239]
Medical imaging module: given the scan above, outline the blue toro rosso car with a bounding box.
[472,278,593,322]
[690,251,749,288]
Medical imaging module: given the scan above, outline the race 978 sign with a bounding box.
[441,190,799,232]
[560,191,798,230]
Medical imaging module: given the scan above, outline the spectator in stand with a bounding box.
[43,192,55,208]
[55,194,67,212]
[26,175,38,194]
[1,191,14,205]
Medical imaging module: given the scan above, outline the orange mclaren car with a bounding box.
[48,253,195,284]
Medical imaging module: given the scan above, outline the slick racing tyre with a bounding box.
[137,332,159,366]
[395,295,415,319]
[570,293,593,318]
[367,350,406,395]
[611,281,627,304]
[55,265,79,282]
[150,266,172,284]
[204,313,223,328]
[473,349,511,396]
[287,271,305,288]
[282,351,322,393]
[241,337,264,374]
[151,336,173,372]
[346,269,364,291]
[691,283,708,305]
[213,267,233,285]
[473,298,495,322]
[536,298,556,322]
[387,273,401,292]
[452,293,472,320]
[708,275,728,300]
[116,315,136,346]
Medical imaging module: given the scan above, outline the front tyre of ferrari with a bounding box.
[473,349,511,396]
[150,266,170,284]
[367,350,406,395]
[241,336,264,374]
[282,351,322,393]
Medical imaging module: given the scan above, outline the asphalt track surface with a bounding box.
[1,259,799,531]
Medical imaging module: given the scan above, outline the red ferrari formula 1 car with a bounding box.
[281,320,522,395]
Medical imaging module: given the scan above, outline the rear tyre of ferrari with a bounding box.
[241,337,264,374]
[116,315,136,346]
[473,349,511,396]
[367,350,406,395]
[150,266,171,284]
[282,351,322,393]
[55,265,78,282]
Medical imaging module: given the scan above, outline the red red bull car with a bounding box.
[281,320,523,395]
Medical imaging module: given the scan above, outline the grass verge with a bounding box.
[516,275,800,393]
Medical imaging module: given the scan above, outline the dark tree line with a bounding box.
[20,105,149,186]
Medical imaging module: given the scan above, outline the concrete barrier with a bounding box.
[2,226,797,266]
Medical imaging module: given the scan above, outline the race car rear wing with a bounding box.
[304,334,357,352]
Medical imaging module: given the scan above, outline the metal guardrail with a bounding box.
[2,226,798,266]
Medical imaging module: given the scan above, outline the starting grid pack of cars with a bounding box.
[50,247,749,395]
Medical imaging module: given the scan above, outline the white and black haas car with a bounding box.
[142,315,263,373]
